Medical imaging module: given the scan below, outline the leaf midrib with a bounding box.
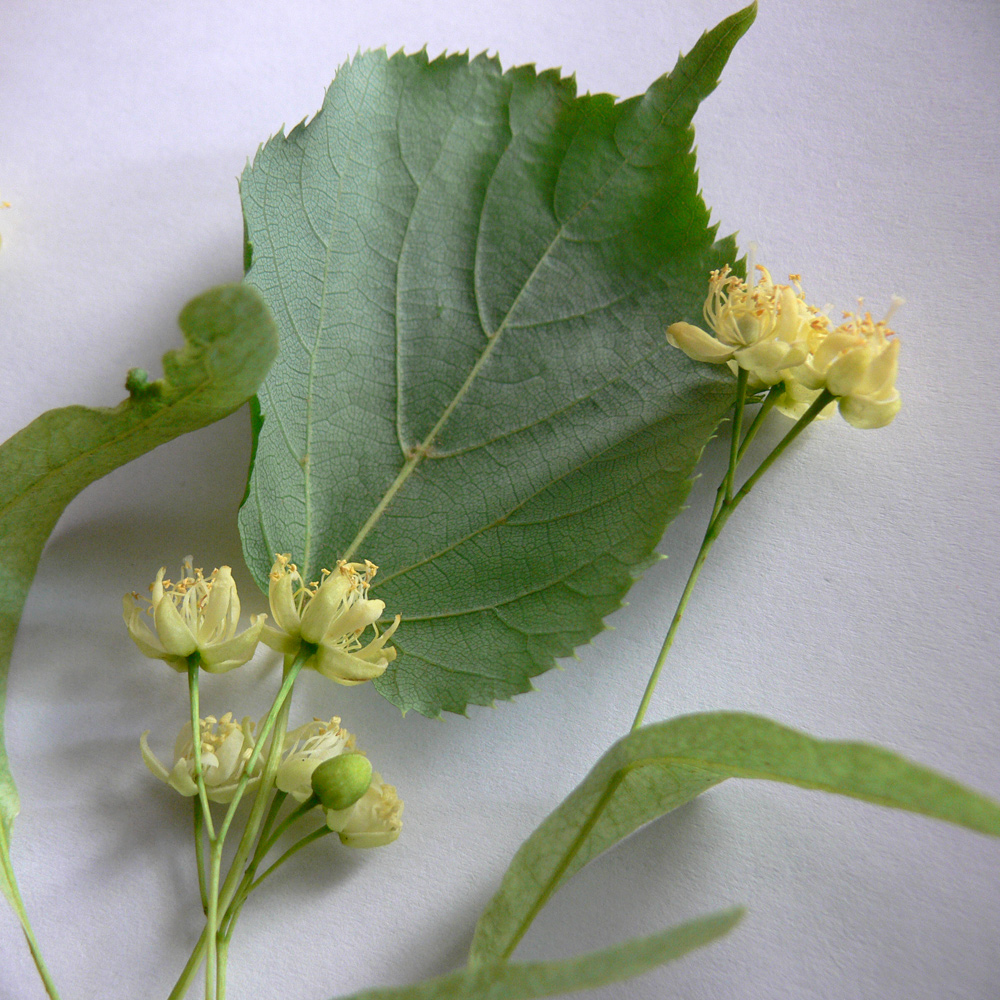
[339,50,712,564]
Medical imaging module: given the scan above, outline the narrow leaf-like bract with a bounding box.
[468,711,1000,964]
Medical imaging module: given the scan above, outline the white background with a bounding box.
[2,1,999,998]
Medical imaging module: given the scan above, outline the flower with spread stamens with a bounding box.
[261,555,400,685]
[123,560,265,672]
[783,298,902,429]
[275,717,357,802]
[140,713,260,803]
[667,266,820,385]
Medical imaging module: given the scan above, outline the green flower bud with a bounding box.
[310,753,373,811]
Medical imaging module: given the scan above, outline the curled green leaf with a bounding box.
[469,711,1000,964]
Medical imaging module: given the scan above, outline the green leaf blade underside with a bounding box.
[0,284,278,847]
[239,5,757,716]
[469,711,1000,964]
[332,906,743,1000]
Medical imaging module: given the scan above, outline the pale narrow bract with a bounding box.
[261,555,400,685]
[140,713,259,803]
[123,560,265,672]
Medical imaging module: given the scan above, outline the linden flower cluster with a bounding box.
[667,266,901,429]
[141,714,403,846]
[262,555,400,685]
[127,556,404,848]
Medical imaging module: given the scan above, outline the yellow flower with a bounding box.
[784,300,902,429]
[667,266,822,385]
[140,713,259,803]
[261,555,400,685]
[123,560,265,672]
[275,717,356,802]
[323,770,403,848]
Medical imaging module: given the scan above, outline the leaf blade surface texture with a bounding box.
[239,6,757,716]
[469,711,1000,963]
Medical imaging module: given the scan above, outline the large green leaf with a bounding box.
[0,285,277,968]
[331,906,743,1000]
[239,5,757,717]
[469,711,1000,964]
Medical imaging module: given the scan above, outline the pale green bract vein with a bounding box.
[239,5,758,717]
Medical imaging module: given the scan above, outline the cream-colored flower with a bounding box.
[123,560,265,672]
[140,713,259,803]
[784,300,902,429]
[667,266,822,385]
[261,555,400,685]
[323,770,403,848]
[275,717,356,802]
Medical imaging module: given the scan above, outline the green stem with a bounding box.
[259,795,319,857]
[248,826,333,896]
[731,390,833,507]
[193,800,208,914]
[206,843,221,1000]
[215,643,313,847]
[0,826,62,1000]
[186,657,216,842]
[216,936,229,1000]
[254,791,288,862]
[631,387,833,731]
[736,383,782,463]
[725,368,749,502]
[168,643,314,1000]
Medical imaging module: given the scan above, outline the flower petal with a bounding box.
[666,322,735,363]
[199,616,265,672]
[139,732,172,784]
[153,596,198,657]
[313,645,388,685]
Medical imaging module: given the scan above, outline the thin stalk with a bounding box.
[169,643,314,1000]
[632,387,832,730]
[186,657,216,841]
[248,827,333,896]
[259,795,319,857]
[0,833,62,1000]
[736,384,782,463]
[216,643,313,846]
[731,390,833,507]
[725,368,749,502]
[216,937,229,1000]
[193,801,208,914]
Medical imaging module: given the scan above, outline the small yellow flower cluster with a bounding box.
[141,714,403,847]
[667,266,901,429]
[124,554,400,686]
[128,556,404,848]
